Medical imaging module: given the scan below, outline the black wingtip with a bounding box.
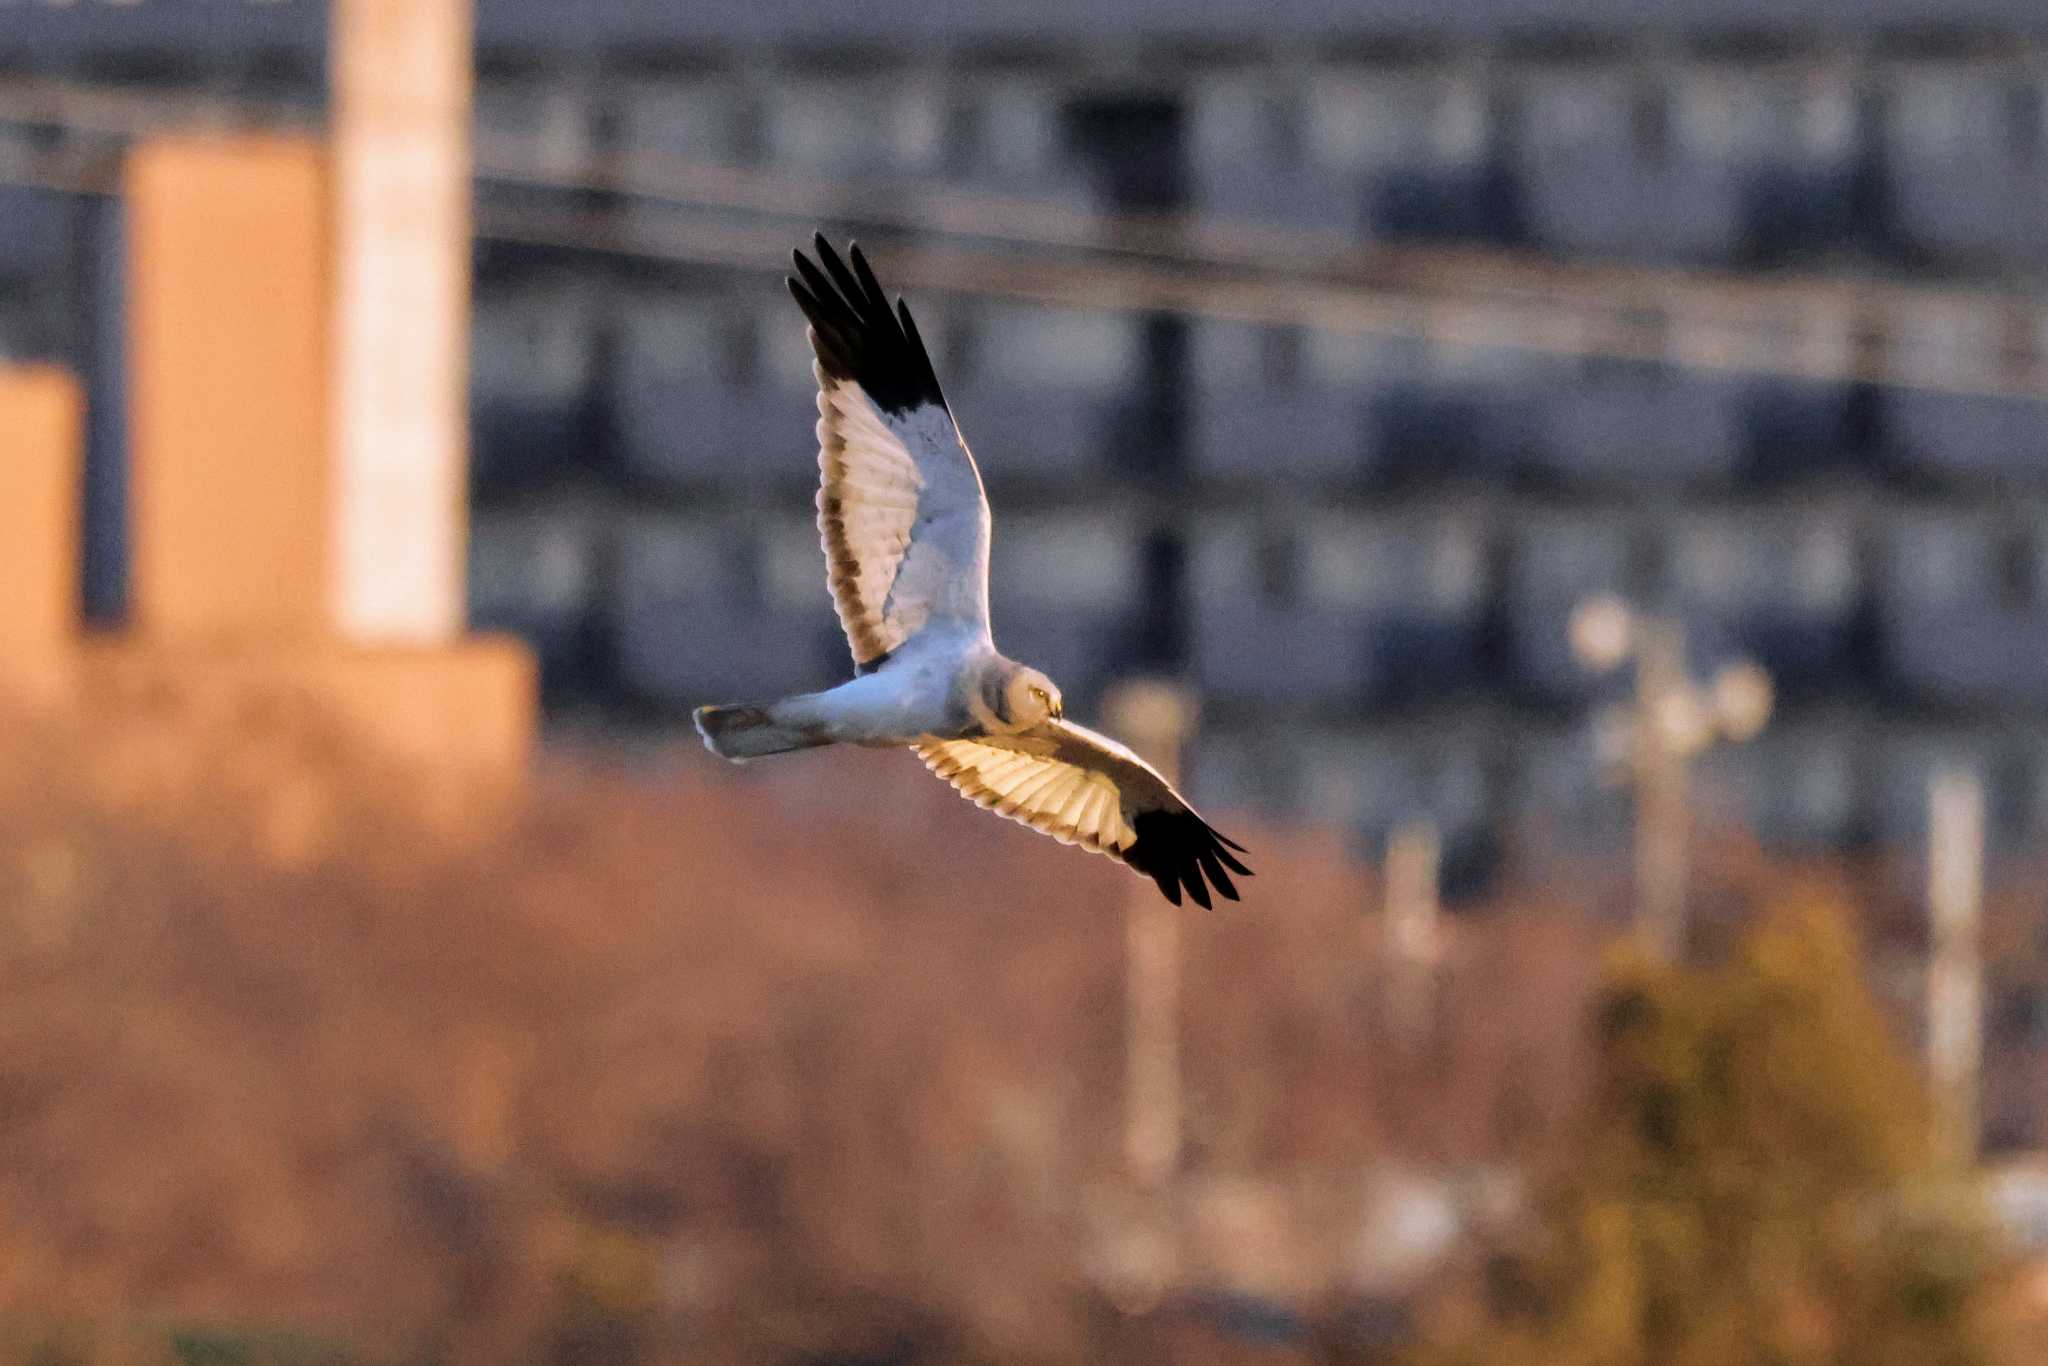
[1196,847,1239,902]
[1125,809,1254,909]
[787,234,946,417]
[786,275,821,320]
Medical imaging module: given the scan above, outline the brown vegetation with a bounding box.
[0,705,1607,1364]
[0,705,2039,1363]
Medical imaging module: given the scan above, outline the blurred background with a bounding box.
[3,0,2048,1362]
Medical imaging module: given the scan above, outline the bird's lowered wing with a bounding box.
[913,720,1252,908]
[788,236,992,672]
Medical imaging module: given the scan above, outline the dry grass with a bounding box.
[0,702,1838,1364]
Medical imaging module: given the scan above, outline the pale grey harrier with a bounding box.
[695,236,1250,907]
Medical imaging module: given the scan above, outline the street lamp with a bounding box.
[1570,594,1775,958]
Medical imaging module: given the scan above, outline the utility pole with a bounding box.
[1106,678,1196,1197]
[1100,678,1196,1308]
[1928,766,1985,1167]
[1383,819,1442,1054]
[1572,595,1773,959]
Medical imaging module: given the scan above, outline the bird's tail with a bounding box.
[693,701,832,762]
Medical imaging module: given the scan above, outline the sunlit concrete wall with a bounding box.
[0,367,81,710]
[126,136,332,641]
[0,131,534,785]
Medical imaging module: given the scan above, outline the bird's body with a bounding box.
[694,236,1251,907]
[699,625,999,754]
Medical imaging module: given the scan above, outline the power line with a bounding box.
[2,73,2047,395]
[475,200,2048,398]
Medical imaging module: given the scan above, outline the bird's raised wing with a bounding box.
[787,236,992,672]
[914,720,1252,908]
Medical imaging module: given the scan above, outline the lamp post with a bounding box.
[1570,595,1773,959]
[1927,766,1985,1167]
[1383,820,1442,1055]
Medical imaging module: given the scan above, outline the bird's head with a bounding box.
[1001,666,1064,729]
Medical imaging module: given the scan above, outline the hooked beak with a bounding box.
[1050,699,1064,720]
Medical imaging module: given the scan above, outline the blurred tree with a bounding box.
[1406,900,2019,1366]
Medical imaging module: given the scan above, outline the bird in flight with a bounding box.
[694,235,1251,907]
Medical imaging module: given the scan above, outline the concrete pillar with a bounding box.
[329,0,473,643]
[125,136,330,640]
[0,367,82,708]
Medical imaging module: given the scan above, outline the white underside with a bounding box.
[785,625,990,745]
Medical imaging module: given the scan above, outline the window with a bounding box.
[1256,527,1299,603]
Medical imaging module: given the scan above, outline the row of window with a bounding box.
[0,221,2029,503]
[475,58,2037,175]
[13,0,2048,60]
[469,504,2048,716]
[460,274,2048,495]
[1189,59,2048,263]
[1188,716,2048,865]
[7,49,2046,271]
[466,56,2048,265]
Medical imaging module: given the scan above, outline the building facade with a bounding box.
[3,1,2047,891]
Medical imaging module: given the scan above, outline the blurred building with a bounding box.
[4,1,2048,890]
